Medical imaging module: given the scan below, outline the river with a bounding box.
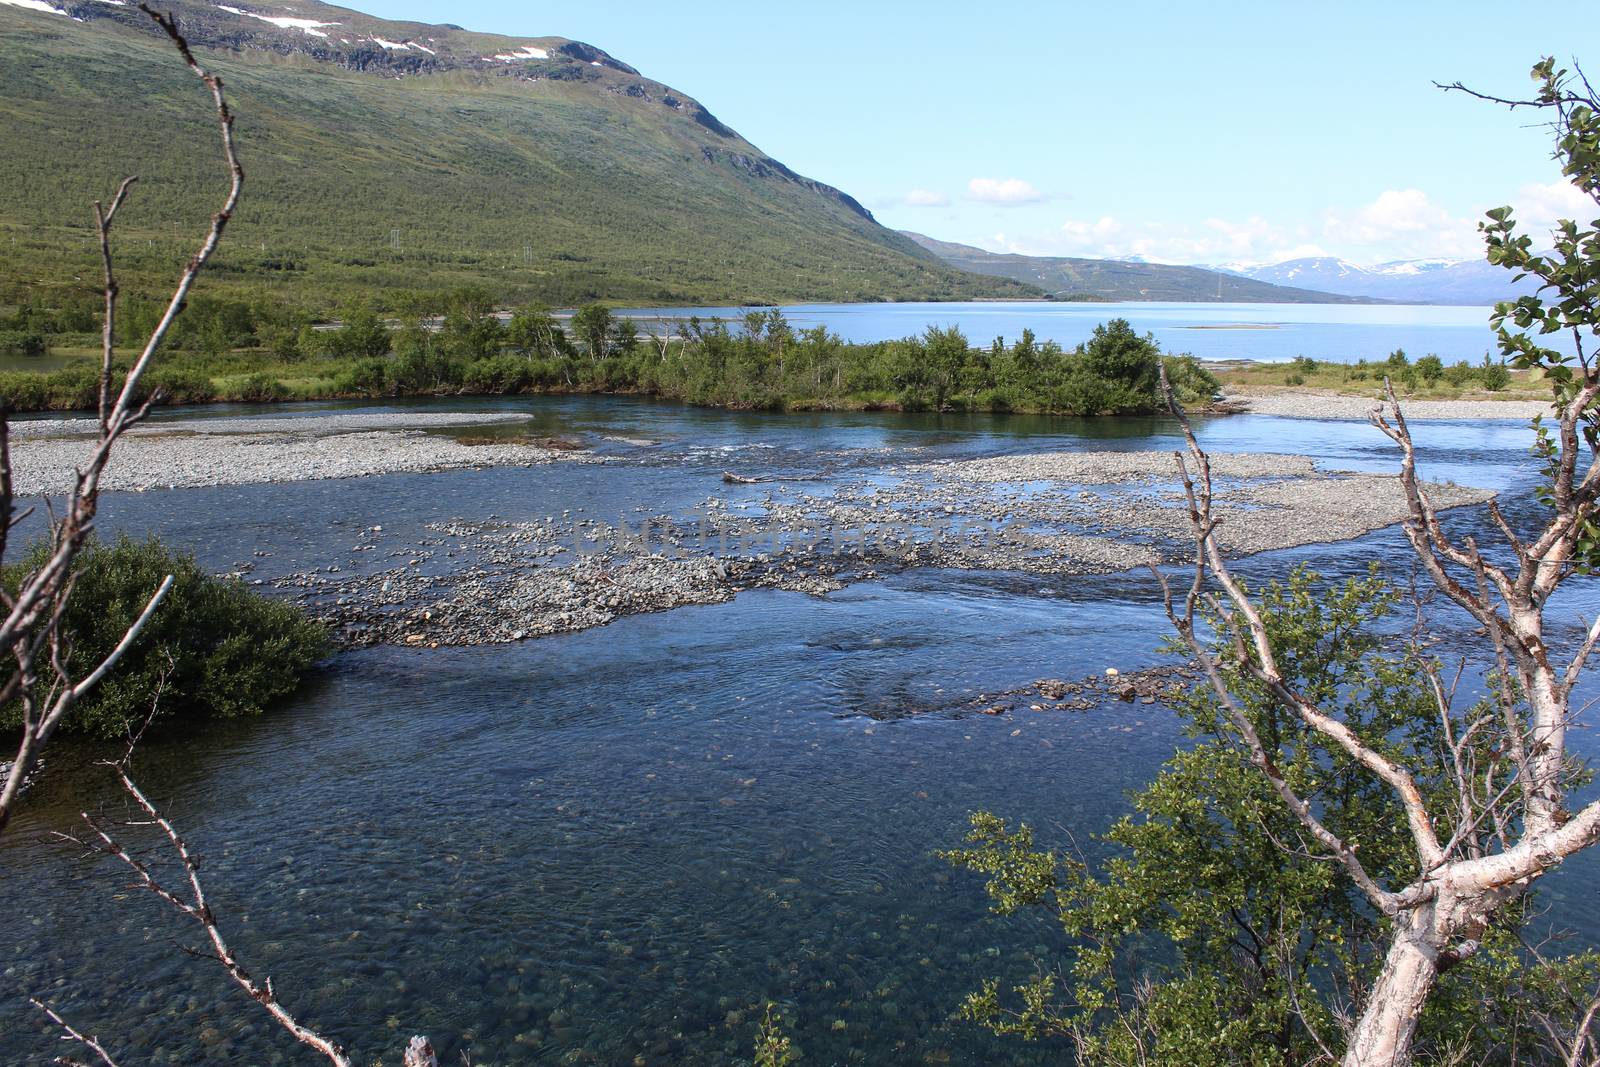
[1,396,1595,1064]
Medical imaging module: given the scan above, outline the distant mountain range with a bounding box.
[904,229,1535,305]
[900,233,1367,303]
[1212,256,1537,306]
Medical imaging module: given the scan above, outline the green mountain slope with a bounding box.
[0,0,1037,307]
[902,232,1368,304]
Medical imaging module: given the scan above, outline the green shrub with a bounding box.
[146,366,217,405]
[1161,354,1221,404]
[0,371,52,409]
[1480,358,1511,391]
[0,329,47,357]
[332,356,390,395]
[461,354,534,394]
[217,371,288,403]
[1417,354,1445,383]
[1444,360,1475,386]
[1,536,327,739]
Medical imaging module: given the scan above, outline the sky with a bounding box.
[362,0,1599,267]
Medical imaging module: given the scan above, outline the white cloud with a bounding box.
[967,177,1045,205]
[967,181,1596,268]
[992,214,1324,265]
[1511,179,1596,234]
[1058,216,1123,245]
[901,188,950,207]
[1321,188,1479,261]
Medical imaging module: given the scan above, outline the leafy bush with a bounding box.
[1417,354,1444,383]
[217,371,289,403]
[1444,360,1476,386]
[1480,356,1511,391]
[2,536,327,739]
[943,567,1599,1062]
[1079,319,1161,409]
[146,366,217,405]
[0,329,47,357]
[1160,354,1220,404]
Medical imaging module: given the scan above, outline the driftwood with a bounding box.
[722,470,761,484]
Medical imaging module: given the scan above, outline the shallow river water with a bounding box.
[2,397,1597,1065]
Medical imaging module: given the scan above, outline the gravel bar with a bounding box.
[8,412,586,494]
[1232,392,1553,421]
[277,449,1495,648]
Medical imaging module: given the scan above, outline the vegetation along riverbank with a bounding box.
[0,299,1220,416]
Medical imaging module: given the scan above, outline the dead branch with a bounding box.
[64,764,353,1066]
[29,997,123,1067]
[0,3,242,835]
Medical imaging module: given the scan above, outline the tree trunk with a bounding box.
[1343,923,1439,1067]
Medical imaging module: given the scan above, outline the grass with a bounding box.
[1211,358,1546,400]
[0,4,1034,312]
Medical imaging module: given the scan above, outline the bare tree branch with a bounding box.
[0,2,242,835]
[29,997,123,1067]
[66,765,353,1066]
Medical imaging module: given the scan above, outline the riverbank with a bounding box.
[7,412,594,494]
[1228,391,1552,420]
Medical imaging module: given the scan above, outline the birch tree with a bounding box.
[1161,58,1600,1065]
[947,57,1600,1067]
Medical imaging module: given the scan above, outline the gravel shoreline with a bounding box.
[8,412,588,494]
[1231,392,1553,421]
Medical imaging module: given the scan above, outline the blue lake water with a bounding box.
[610,301,1549,364]
[2,397,1596,1065]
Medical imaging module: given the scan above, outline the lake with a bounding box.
[2,397,1596,1064]
[610,301,1545,364]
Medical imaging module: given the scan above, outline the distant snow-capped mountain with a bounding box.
[1212,256,1536,305]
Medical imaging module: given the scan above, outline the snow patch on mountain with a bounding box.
[1209,255,1533,305]
[215,6,338,37]
[1368,258,1468,276]
[370,36,434,53]
[490,44,549,61]
[1,0,68,17]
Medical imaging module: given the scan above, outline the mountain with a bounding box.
[901,233,1365,304]
[1217,257,1537,305]
[0,0,1037,306]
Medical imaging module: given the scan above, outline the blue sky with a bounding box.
[366,0,1598,266]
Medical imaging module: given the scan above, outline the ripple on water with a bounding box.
[1,396,1593,1065]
